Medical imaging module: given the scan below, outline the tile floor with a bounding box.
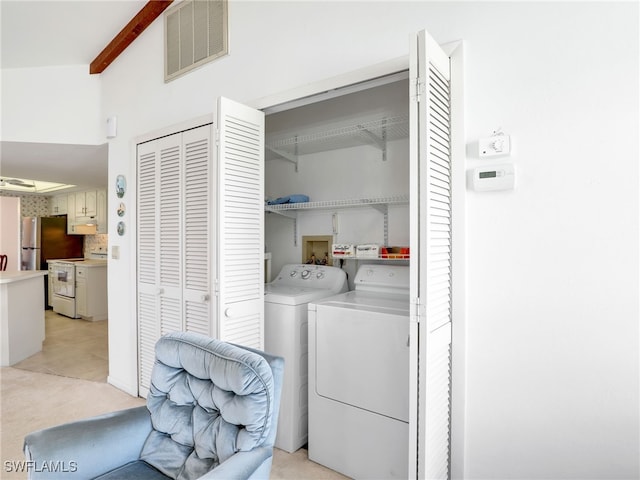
[12,310,108,382]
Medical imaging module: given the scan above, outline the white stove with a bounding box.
[49,249,107,318]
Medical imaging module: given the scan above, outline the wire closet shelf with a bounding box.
[266,115,409,157]
[265,195,409,213]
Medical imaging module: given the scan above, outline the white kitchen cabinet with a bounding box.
[67,189,107,234]
[75,264,107,321]
[75,270,86,315]
[47,263,54,308]
[0,271,47,366]
[75,190,97,217]
[49,194,68,215]
[66,194,76,234]
[137,99,265,397]
[96,189,107,234]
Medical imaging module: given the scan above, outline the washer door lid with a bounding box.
[265,285,335,306]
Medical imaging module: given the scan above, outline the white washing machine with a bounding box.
[264,264,348,453]
[308,264,410,479]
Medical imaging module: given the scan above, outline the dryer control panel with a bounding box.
[354,264,410,294]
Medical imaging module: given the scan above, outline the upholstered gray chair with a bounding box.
[24,331,284,479]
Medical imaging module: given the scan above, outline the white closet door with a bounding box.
[215,97,265,349]
[137,126,214,397]
[182,125,214,336]
[137,139,161,394]
[137,132,184,394]
[158,134,183,335]
[409,29,453,479]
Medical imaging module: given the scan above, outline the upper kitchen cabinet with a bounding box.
[49,194,68,215]
[67,188,107,234]
[96,190,107,234]
[75,190,97,217]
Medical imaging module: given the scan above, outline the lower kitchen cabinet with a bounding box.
[75,264,107,321]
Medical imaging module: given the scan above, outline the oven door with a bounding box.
[52,263,75,298]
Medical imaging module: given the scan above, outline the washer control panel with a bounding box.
[273,264,347,289]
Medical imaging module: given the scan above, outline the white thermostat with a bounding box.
[471,164,515,191]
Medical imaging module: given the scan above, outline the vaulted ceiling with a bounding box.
[1,0,167,193]
[1,1,147,70]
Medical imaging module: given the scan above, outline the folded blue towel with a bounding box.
[267,194,310,205]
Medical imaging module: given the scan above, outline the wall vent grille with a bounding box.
[165,0,228,82]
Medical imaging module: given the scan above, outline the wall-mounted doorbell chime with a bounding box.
[470,128,515,192]
[106,116,117,139]
[478,128,511,158]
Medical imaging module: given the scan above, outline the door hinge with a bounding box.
[411,77,424,103]
[410,297,421,323]
[215,128,220,146]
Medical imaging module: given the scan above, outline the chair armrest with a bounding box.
[199,447,273,480]
[24,406,152,479]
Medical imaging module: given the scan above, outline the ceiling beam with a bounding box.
[90,0,174,74]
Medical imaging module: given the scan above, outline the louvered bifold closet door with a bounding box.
[137,140,161,394]
[137,132,184,396]
[216,97,265,349]
[182,125,213,336]
[158,134,184,336]
[410,29,453,479]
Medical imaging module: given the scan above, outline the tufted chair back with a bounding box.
[140,332,281,480]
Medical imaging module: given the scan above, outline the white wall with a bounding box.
[94,2,639,479]
[265,139,410,281]
[0,197,21,271]
[1,65,102,144]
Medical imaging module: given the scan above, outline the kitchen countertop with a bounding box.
[0,270,47,284]
[74,259,107,267]
[47,259,108,267]
[1,270,46,366]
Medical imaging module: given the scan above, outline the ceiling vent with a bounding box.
[165,0,228,82]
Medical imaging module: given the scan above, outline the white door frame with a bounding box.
[251,40,466,479]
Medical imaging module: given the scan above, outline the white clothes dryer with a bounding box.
[308,264,410,479]
[264,264,348,453]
